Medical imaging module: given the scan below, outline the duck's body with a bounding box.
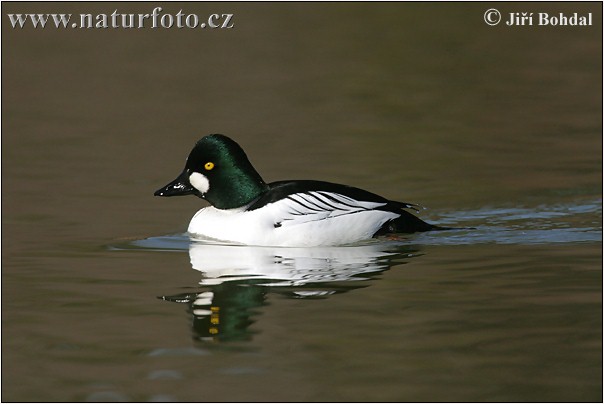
[155,134,445,247]
[187,180,435,247]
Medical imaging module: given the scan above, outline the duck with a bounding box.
[154,134,449,247]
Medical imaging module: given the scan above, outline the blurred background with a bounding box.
[2,2,601,402]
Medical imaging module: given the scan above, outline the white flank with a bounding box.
[187,191,400,247]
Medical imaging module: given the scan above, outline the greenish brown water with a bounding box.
[2,3,601,402]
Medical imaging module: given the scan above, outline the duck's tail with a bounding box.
[374,210,462,236]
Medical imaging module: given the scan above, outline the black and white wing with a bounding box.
[270,190,391,227]
[246,180,435,234]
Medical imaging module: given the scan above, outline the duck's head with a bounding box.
[154,134,268,210]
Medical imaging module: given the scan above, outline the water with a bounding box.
[2,3,602,402]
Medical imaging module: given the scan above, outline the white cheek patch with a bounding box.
[189,172,210,195]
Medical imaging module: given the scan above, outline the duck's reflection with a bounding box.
[161,241,420,342]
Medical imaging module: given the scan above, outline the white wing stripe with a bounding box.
[316,191,387,210]
[292,192,359,214]
[306,193,342,211]
[315,191,366,209]
[288,194,330,213]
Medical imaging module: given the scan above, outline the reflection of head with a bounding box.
[162,283,267,343]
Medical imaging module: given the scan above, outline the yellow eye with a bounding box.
[204,162,215,171]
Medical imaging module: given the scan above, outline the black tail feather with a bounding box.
[373,210,452,236]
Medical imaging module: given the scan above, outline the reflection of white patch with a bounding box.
[187,242,397,286]
[189,172,210,194]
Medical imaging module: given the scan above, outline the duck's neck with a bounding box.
[205,166,269,210]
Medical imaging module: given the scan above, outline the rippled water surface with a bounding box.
[2,3,602,402]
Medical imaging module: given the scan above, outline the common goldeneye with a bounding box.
[155,134,448,247]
